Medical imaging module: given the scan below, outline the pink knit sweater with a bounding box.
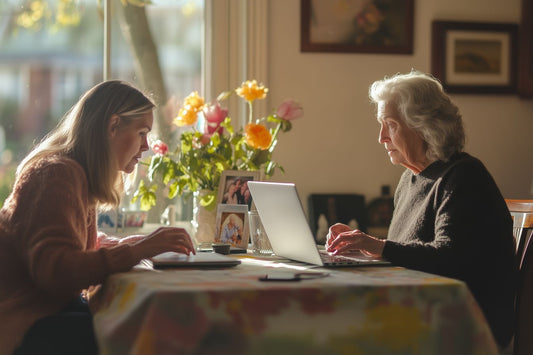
[0,156,140,354]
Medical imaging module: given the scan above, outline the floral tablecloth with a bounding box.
[90,255,498,355]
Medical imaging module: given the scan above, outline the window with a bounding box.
[0,0,204,212]
[0,0,268,221]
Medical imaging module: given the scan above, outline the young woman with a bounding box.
[0,80,196,354]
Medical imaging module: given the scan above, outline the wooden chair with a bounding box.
[506,199,533,269]
[505,200,533,355]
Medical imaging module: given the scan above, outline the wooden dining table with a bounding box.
[89,253,498,355]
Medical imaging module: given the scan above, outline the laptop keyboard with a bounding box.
[318,250,362,265]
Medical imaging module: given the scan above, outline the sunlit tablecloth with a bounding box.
[90,255,498,355]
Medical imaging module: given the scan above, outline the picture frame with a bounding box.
[216,170,260,211]
[431,21,519,94]
[97,208,118,233]
[519,0,533,98]
[300,0,414,54]
[214,204,250,249]
[117,210,147,229]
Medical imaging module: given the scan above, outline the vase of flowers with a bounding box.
[132,80,303,245]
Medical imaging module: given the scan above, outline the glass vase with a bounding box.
[191,189,217,249]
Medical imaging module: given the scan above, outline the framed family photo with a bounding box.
[118,210,147,229]
[214,204,250,250]
[97,208,118,233]
[431,21,518,94]
[216,170,260,211]
[300,0,414,54]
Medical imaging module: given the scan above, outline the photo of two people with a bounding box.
[217,170,260,210]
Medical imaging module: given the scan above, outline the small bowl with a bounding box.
[212,243,231,255]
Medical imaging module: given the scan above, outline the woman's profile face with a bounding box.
[377,102,428,174]
[109,112,153,173]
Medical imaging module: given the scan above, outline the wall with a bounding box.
[267,0,533,209]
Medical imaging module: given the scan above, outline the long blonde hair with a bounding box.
[17,80,155,206]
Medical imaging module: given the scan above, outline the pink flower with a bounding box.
[276,99,303,120]
[199,134,211,146]
[151,140,169,155]
[203,101,228,134]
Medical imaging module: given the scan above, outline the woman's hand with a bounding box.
[326,223,385,257]
[117,234,146,245]
[130,227,196,260]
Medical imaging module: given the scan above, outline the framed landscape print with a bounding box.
[300,0,414,54]
[431,21,518,94]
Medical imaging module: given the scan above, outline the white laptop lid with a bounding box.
[247,181,325,265]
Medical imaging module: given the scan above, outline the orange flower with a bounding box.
[236,80,268,102]
[245,123,272,150]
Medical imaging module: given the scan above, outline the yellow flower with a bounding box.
[183,91,205,111]
[245,123,272,150]
[174,106,198,126]
[174,92,205,127]
[236,80,268,102]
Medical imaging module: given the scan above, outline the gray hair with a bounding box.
[369,70,465,162]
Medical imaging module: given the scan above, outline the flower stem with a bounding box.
[248,101,253,124]
[268,122,282,153]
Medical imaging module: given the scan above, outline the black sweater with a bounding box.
[382,152,517,349]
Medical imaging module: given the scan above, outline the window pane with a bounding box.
[0,0,204,219]
[109,0,204,221]
[0,0,103,205]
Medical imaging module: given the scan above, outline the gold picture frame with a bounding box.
[300,0,414,54]
[216,170,260,211]
[214,204,250,249]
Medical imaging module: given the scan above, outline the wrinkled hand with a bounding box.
[326,223,385,257]
[130,227,196,260]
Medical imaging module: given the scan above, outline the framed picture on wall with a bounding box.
[431,21,518,94]
[300,0,414,54]
[519,0,533,98]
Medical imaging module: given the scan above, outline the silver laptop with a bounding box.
[247,181,390,267]
[151,252,241,268]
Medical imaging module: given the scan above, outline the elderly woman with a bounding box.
[326,71,517,349]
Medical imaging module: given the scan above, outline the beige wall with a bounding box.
[266,0,533,208]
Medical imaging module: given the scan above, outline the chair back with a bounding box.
[506,200,533,355]
[506,199,533,269]
[307,193,366,244]
[515,231,533,355]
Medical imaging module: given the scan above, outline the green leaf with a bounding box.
[168,181,179,199]
[221,117,234,135]
[140,192,157,211]
[200,192,217,210]
[216,90,234,101]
